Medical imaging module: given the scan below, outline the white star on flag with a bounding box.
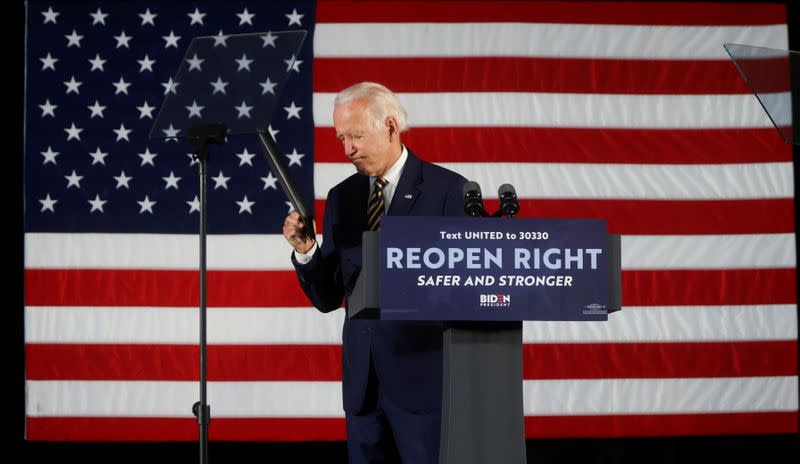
[261,172,278,190]
[114,171,132,189]
[284,55,302,73]
[114,123,131,142]
[235,100,253,119]
[65,30,83,47]
[284,101,303,119]
[89,54,107,71]
[138,54,156,72]
[137,101,155,119]
[39,194,57,212]
[139,8,157,26]
[237,195,255,214]
[42,6,59,24]
[162,124,180,139]
[186,100,204,119]
[286,148,304,166]
[260,77,277,95]
[261,31,278,47]
[163,171,181,190]
[88,100,106,118]
[41,146,59,164]
[89,194,107,213]
[65,170,83,188]
[212,171,230,190]
[40,53,58,71]
[64,76,82,94]
[188,8,206,26]
[237,148,256,166]
[236,53,253,71]
[138,195,156,214]
[65,123,83,141]
[138,148,157,166]
[187,196,200,213]
[89,147,109,165]
[113,31,132,48]
[268,124,279,141]
[39,100,57,117]
[213,30,228,47]
[113,77,131,95]
[187,53,205,71]
[237,8,255,25]
[286,9,304,26]
[90,8,108,25]
[211,76,229,94]
[163,31,181,48]
[162,78,179,95]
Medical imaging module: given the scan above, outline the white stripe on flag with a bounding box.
[25,380,344,418]
[25,305,796,344]
[314,162,794,200]
[313,92,777,128]
[622,234,796,269]
[25,306,345,344]
[522,376,798,415]
[24,233,297,270]
[522,305,798,343]
[25,233,795,269]
[26,376,798,417]
[314,23,788,59]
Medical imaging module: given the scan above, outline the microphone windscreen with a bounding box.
[464,181,482,198]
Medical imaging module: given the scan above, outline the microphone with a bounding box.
[498,183,520,217]
[258,130,316,242]
[463,181,485,217]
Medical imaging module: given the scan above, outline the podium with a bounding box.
[350,217,621,464]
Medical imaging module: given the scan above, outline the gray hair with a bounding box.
[334,82,409,132]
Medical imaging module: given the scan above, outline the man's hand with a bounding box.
[283,211,316,254]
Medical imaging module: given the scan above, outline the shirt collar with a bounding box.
[371,144,407,188]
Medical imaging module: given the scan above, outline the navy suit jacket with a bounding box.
[292,149,467,415]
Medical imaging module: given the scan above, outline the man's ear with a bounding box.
[386,116,399,140]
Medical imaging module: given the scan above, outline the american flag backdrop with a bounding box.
[23,0,798,441]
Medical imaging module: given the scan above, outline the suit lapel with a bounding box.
[387,149,422,217]
[350,174,370,231]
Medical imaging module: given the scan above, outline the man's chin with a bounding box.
[352,162,373,176]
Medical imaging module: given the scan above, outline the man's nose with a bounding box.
[345,140,356,155]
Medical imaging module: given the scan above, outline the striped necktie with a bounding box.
[367,177,388,231]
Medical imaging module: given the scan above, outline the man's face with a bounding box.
[333,99,395,177]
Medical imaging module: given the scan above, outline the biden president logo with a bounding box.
[480,294,511,308]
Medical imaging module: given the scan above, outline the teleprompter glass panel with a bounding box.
[150,30,306,139]
[724,43,793,144]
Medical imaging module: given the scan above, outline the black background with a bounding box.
[10,1,800,462]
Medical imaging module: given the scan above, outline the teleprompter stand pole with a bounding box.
[188,123,227,464]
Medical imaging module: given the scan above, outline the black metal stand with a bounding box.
[187,124,227,464]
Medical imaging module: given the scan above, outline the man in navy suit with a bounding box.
[283,82,466,463]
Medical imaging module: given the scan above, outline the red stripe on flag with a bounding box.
[25,344,342,381]
[25,341,796,382]
[314,58,758,94]
[25,412,797,441]
[623,269,796,306]
[26,417,347,442]
[314,199,796,235]
[24,269,311,308]
[522,341,798,379]
[25,268,796,307]
[313,128,792,164]
[316,1,786,25]
[523,412,799,438]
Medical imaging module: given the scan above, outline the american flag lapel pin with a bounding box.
[404,193,413,199]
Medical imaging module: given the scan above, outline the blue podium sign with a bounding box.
[379,217,609,321]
